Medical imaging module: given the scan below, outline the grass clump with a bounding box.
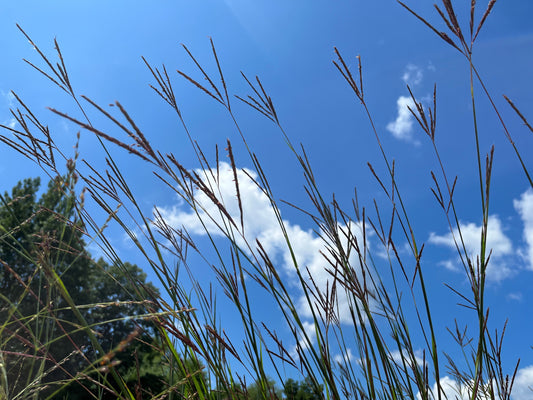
[1,1,531,399]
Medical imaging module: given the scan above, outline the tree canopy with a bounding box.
[283,377,323,400]
[0,176,162,399]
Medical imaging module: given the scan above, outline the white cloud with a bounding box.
[512,365,533,399]
[402,64,424,86]
[387,63,430,143]
[334,348,354,365]
[422,376,461,400]
[156,163,276,244]
[294,321,316,353]
[1,91,17,129]
[506,292,523,302]
[386,95,417,142]
[429,216,512,256]
[155,162,371,326]
[389,348,424,369]
[439,259,460,272]
[6,118,16,129]
[428,215,514,282]
[416,366,533,400]
[417,376,481,400]
[430,189,533,281]
[1,90,15,107]
[290,321,320,360]
[514,188,533,270]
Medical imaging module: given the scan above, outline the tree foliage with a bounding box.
[246,377,282,400]
[282,377,323,400]
[0,176,162,398]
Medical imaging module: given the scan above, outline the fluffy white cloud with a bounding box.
[417,376,483,400]
[430,189,533,281]
[156,164,276,243]
[513,188,533,270]
[511,365,533,399]
[387,63,428,143]
[416,366,533,400]
[386,95,416,141]
[428,215,514,282]
[402,64,424,86]
[429,216,512,255]
[423,376,461,400]
[155,162,370,326]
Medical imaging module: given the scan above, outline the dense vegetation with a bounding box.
[0,176,163,398]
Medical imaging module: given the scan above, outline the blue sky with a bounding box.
[1,1,533,398]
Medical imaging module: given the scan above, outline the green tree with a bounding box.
[246,377,282,400]
[0,177,161,399]
[282,377,323,400]
[283,379,299,400]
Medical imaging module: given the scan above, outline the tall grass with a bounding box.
[1,0,531,399]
